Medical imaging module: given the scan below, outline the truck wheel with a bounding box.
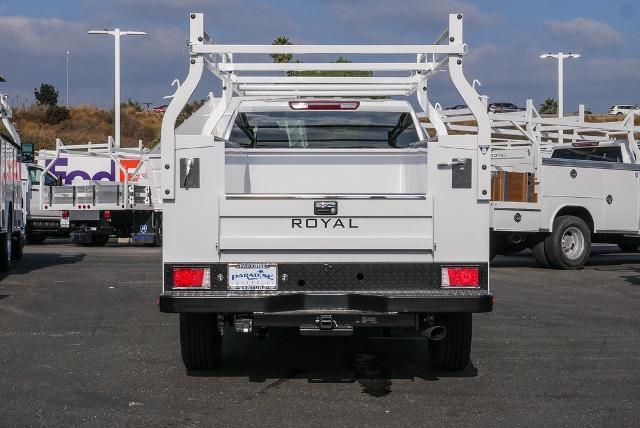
[92,233,110,246]
[0,232,10,272]
[26,234,47,245]
[531,238,551,268]
[11,233,24,260]
[545,215,591,269]
[180,314,222,370]
[618,238,640,252]
[429,313,472,371]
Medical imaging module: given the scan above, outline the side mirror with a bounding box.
[21,142,35,163]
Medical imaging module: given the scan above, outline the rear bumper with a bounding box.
[159,292,493,314]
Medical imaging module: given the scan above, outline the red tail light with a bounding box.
[289,100,360,110]
[441,267,479,288]
[61,210,69,219]
[103,210,111,220]
[173,268,211,289]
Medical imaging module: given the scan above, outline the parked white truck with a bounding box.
[436,101,640,269]
[157,12,493,371]
[0,93,25,270]
[40,138,163,245]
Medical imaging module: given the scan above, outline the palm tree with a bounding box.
[539,98,558,115]
[270,36,293,64]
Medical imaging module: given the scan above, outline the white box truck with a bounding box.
[158,13,493,371]
[0,93,25,270]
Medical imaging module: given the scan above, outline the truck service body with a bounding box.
[158,13,493,371]
[0,93,25,270]
[40,138,163,245]
[436,101,640,269]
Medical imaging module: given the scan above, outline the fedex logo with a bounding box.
[45,158,144,185]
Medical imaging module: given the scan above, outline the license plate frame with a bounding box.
[228,263,278,291]
[60,218,70,228]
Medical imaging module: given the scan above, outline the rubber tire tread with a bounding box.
[0,232,10,272]
[532,238,551,268]
[11,234,23,260]
[617,238,640,252]
[27,234,47,245]
[545,215,591,270]
[180,314,222,370]
[429,313,472,371]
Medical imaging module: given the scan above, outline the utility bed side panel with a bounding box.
[429,136,489,263]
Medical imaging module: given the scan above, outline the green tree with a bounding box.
[539,98,557,115]
[295,57,372,78]
[34,83,59,106]
[270,36,293,64]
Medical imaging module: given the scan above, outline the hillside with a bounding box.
[12,104,640,150]
[13,104,163,149]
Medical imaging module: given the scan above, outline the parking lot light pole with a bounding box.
[539,52,581,119]
[88,28,146,147]
[540,52,580,144]
[66,51,70,108]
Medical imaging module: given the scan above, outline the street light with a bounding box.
[539,52,581,118]
[88,28,146,147]
[66,51,70,108]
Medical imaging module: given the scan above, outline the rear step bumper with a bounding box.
[159,292,493,314]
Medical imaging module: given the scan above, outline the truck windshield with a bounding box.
[28,167,57,185]
[229,111,420,149]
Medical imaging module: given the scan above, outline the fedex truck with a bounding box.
[40,138,162,246]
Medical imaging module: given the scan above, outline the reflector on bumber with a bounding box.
[441,266,479,288]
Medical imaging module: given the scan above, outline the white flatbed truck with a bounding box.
[40,137,163,245]
[436,102,640,269]
[158,12,493,371]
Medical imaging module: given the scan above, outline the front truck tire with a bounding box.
[0,231,10,272]
[544,215,591,270]
[179,313,222,370]
[429,313,472,371]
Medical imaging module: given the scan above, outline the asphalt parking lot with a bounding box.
[1,242,639,426]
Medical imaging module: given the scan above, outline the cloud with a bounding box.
[545,17,624,51]
[330,0,502,41]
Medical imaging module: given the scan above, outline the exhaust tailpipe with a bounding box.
[422,325,447,341]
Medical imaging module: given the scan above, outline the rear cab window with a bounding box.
[228,108,422,149]
[551,146,623,163]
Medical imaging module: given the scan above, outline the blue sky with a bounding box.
[1,0,638,112]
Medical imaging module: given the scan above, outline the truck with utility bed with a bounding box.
[435,101,640,269]
[40,137,163,246]
[158,12,493,371]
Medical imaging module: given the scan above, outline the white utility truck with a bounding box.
[40,137,163,245]
[158,12,493,371]
[435,102,640,269]
[0,93,25,270]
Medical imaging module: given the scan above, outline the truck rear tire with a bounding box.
[11,233,24,260]
[617,238,640,252]
[531,238,551,268]
[92,233,110,246]
[26,234,47,245]
[180,314,222,370]
[545,215,591,269]
[429,313,472,371]
[0,232,10,272]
